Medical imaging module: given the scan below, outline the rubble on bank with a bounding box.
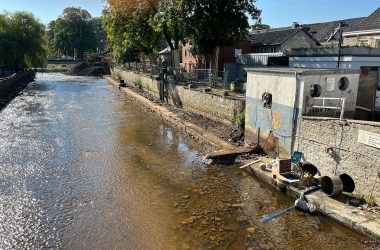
[67,62,110,77]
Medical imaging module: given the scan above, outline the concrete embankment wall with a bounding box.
[0,70,35,99]
[295,117,380,201]
[112,68,245,122]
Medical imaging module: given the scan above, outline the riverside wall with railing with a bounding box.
[112,67,245,122]
[117,62,234,90]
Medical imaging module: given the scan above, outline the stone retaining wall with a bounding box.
[0,70,35,99]
[112,68,245,122]
[295,117,380,201]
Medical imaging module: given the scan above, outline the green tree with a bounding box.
[181,0,260,75]
[104,0,186,67]
[103,1,162,64]
[47,7,97,59]
[90,17,106,53]
[0,11,46,70]
[252,18,270,30]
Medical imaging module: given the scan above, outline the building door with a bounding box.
[356,67,377,112]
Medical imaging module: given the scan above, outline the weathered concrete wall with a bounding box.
[0,70,35,99]
[244,68,360,158]
[244,71,298,158]
[114,69,160,95]
[112,68,245,122]
[296,117,380,201]
[301,71,361,113]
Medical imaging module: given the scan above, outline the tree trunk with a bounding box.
[163,24,174,50]
[149,53,157,70]
[210,46,219,86]
[140,52,146,72]
[172,49,180,78]
[172,25,181,78]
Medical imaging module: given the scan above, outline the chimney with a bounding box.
[292,22,300,29]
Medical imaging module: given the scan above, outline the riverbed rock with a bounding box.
[182,195,190,199]
[246,227,256,234]
[237,215,248,222]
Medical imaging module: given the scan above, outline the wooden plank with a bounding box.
[205,146,257,158]
[239,159,261,169]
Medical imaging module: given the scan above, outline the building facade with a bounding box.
[343,8,380,48]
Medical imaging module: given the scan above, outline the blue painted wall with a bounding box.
[246,96,298,157]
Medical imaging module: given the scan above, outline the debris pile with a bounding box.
[67,62,110,76]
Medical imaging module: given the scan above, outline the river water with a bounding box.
[0,73,377,249]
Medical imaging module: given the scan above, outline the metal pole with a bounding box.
[337,22,343,69]
[340,98,345,120]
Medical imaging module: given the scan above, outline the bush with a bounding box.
[361,195,376,207]
[235,109,245,127]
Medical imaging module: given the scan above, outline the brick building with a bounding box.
[181,41,251,72]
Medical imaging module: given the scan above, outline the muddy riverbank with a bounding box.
[109,75,245,146]
[107,75,378,249]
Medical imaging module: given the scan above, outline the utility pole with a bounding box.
[337,22,343,69]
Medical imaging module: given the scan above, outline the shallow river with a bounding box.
[0,73,377,249]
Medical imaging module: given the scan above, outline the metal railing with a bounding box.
[120,62,161,75]
[183,69,228,89]
[116,62,231,90]
[307,97,346,120]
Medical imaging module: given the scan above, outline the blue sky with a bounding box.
[255,0,380,27]
[0,0,379,27]
[0,0,104,24]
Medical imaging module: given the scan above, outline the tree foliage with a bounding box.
[103,0,163,64]
[252,18,270,30]
[90,17,106,52]
[103,0,261,70]
[46,7,97,59]
[0,11,46,70]
[149,0,183,50]
[181,0,260,73]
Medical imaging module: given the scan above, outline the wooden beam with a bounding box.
[239,159,261,169]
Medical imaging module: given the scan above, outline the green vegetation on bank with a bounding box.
[0,11,46,70]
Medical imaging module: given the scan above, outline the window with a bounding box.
[359,39,370,47]
[376,39,380,48]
